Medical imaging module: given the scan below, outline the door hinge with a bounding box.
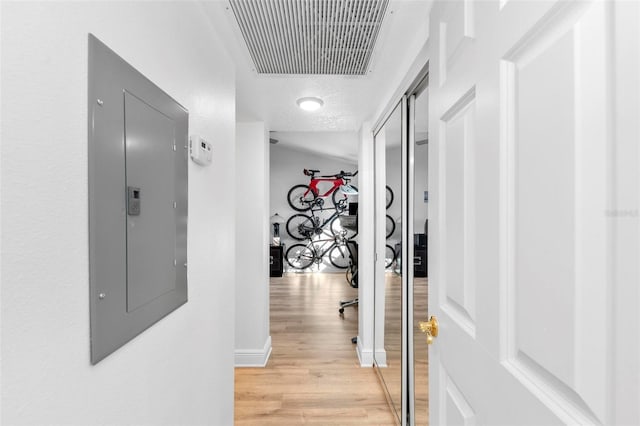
[173,145,177,152]
[173,259,177,267]
[173,201,177,209]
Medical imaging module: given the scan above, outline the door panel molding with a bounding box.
[499,1,612,423]
[439,365,476,426]
[438,0,475,87]
[439,86,477,338]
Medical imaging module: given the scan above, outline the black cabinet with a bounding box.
[269,245,284,277]
[414,246,427,277]
[394,236,428,277]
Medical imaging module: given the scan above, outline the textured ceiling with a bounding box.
[201,0,432,158]
[270,131,360,162]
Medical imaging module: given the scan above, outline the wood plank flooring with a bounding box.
[235,273,398,425]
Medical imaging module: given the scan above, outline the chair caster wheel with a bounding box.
[351,337,357,344]
[339,308,344,314]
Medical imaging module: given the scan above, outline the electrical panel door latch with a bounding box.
[127,186,141,216]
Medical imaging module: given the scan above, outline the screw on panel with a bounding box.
[96,99,104,106]
[98,293,106,300]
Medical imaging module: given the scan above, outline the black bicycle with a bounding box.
[286,201,357,240]
[384,244,397,268]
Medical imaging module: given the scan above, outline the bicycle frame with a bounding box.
[307,234,344,257]
[288,205,352,241]
[288,233,352,268]
[306,176,345,198]
[309,205,343,229]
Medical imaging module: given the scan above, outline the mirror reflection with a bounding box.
[373,102,403,422]
[413,89,429,425]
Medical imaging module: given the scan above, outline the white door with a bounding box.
[428,1,639,425]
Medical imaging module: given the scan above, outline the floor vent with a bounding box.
[229,0,389,75]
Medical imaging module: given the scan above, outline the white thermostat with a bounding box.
[189,135,212,166]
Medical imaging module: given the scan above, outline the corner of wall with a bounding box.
[235,122,270,365]
[235,335,272,367]
[356,338,374,367]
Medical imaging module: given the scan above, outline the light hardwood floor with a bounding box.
[235,272,398,425]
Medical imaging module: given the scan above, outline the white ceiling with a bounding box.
[270,131,360,162]
[201,0,432,159]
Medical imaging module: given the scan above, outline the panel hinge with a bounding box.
[173,145,177,152]
[173,201,177,209]
[174,259,177,267]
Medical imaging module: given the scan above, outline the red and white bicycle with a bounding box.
[286,169,358,212]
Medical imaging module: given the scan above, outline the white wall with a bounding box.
[357,123,376,366]
[414,143,429,233]
[270,141,358,271]
[235,122,271,366]
[1,3,236,425]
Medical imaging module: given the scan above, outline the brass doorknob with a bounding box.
[419,316,439,344]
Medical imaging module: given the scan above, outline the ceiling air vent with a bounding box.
[229,0,389,75]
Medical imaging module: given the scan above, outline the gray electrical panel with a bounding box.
[88,34,188,364]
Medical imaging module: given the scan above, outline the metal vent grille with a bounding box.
[229,0,389,75]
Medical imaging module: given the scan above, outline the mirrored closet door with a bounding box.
[373,70,428,426]
[373,99,405,424]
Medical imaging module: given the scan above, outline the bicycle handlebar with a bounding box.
[303,168,359,178]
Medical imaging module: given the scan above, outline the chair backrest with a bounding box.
[348,202,358,216]
[346,240,358,288]
[346,240,358,264]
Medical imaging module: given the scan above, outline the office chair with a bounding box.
[339,240,358,314]
[339,239,358,344]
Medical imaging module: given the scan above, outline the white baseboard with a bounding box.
[235,336,272,367]
[374,349,387,367]
[356,338,374,367]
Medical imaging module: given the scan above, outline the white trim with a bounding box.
[234,336,272,367]
[357,122,376,368]
[373,38,432,134]
[374,349,388,367]
[356,338,374,367]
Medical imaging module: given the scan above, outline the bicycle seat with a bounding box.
[304,168,320,176]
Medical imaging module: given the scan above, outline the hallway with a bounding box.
[235,273,396,425]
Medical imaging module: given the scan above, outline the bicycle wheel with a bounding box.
[386,185,394,209]
[287,184,317,211]
[331,184,358,209]
[385,244,397,268]
[330,215,358,240]
[386,214,396,238]
[286,214,316,241]
[329,244,351,269]
[286,244,315,269]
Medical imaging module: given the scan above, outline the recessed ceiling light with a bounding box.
[296,97,324,111]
